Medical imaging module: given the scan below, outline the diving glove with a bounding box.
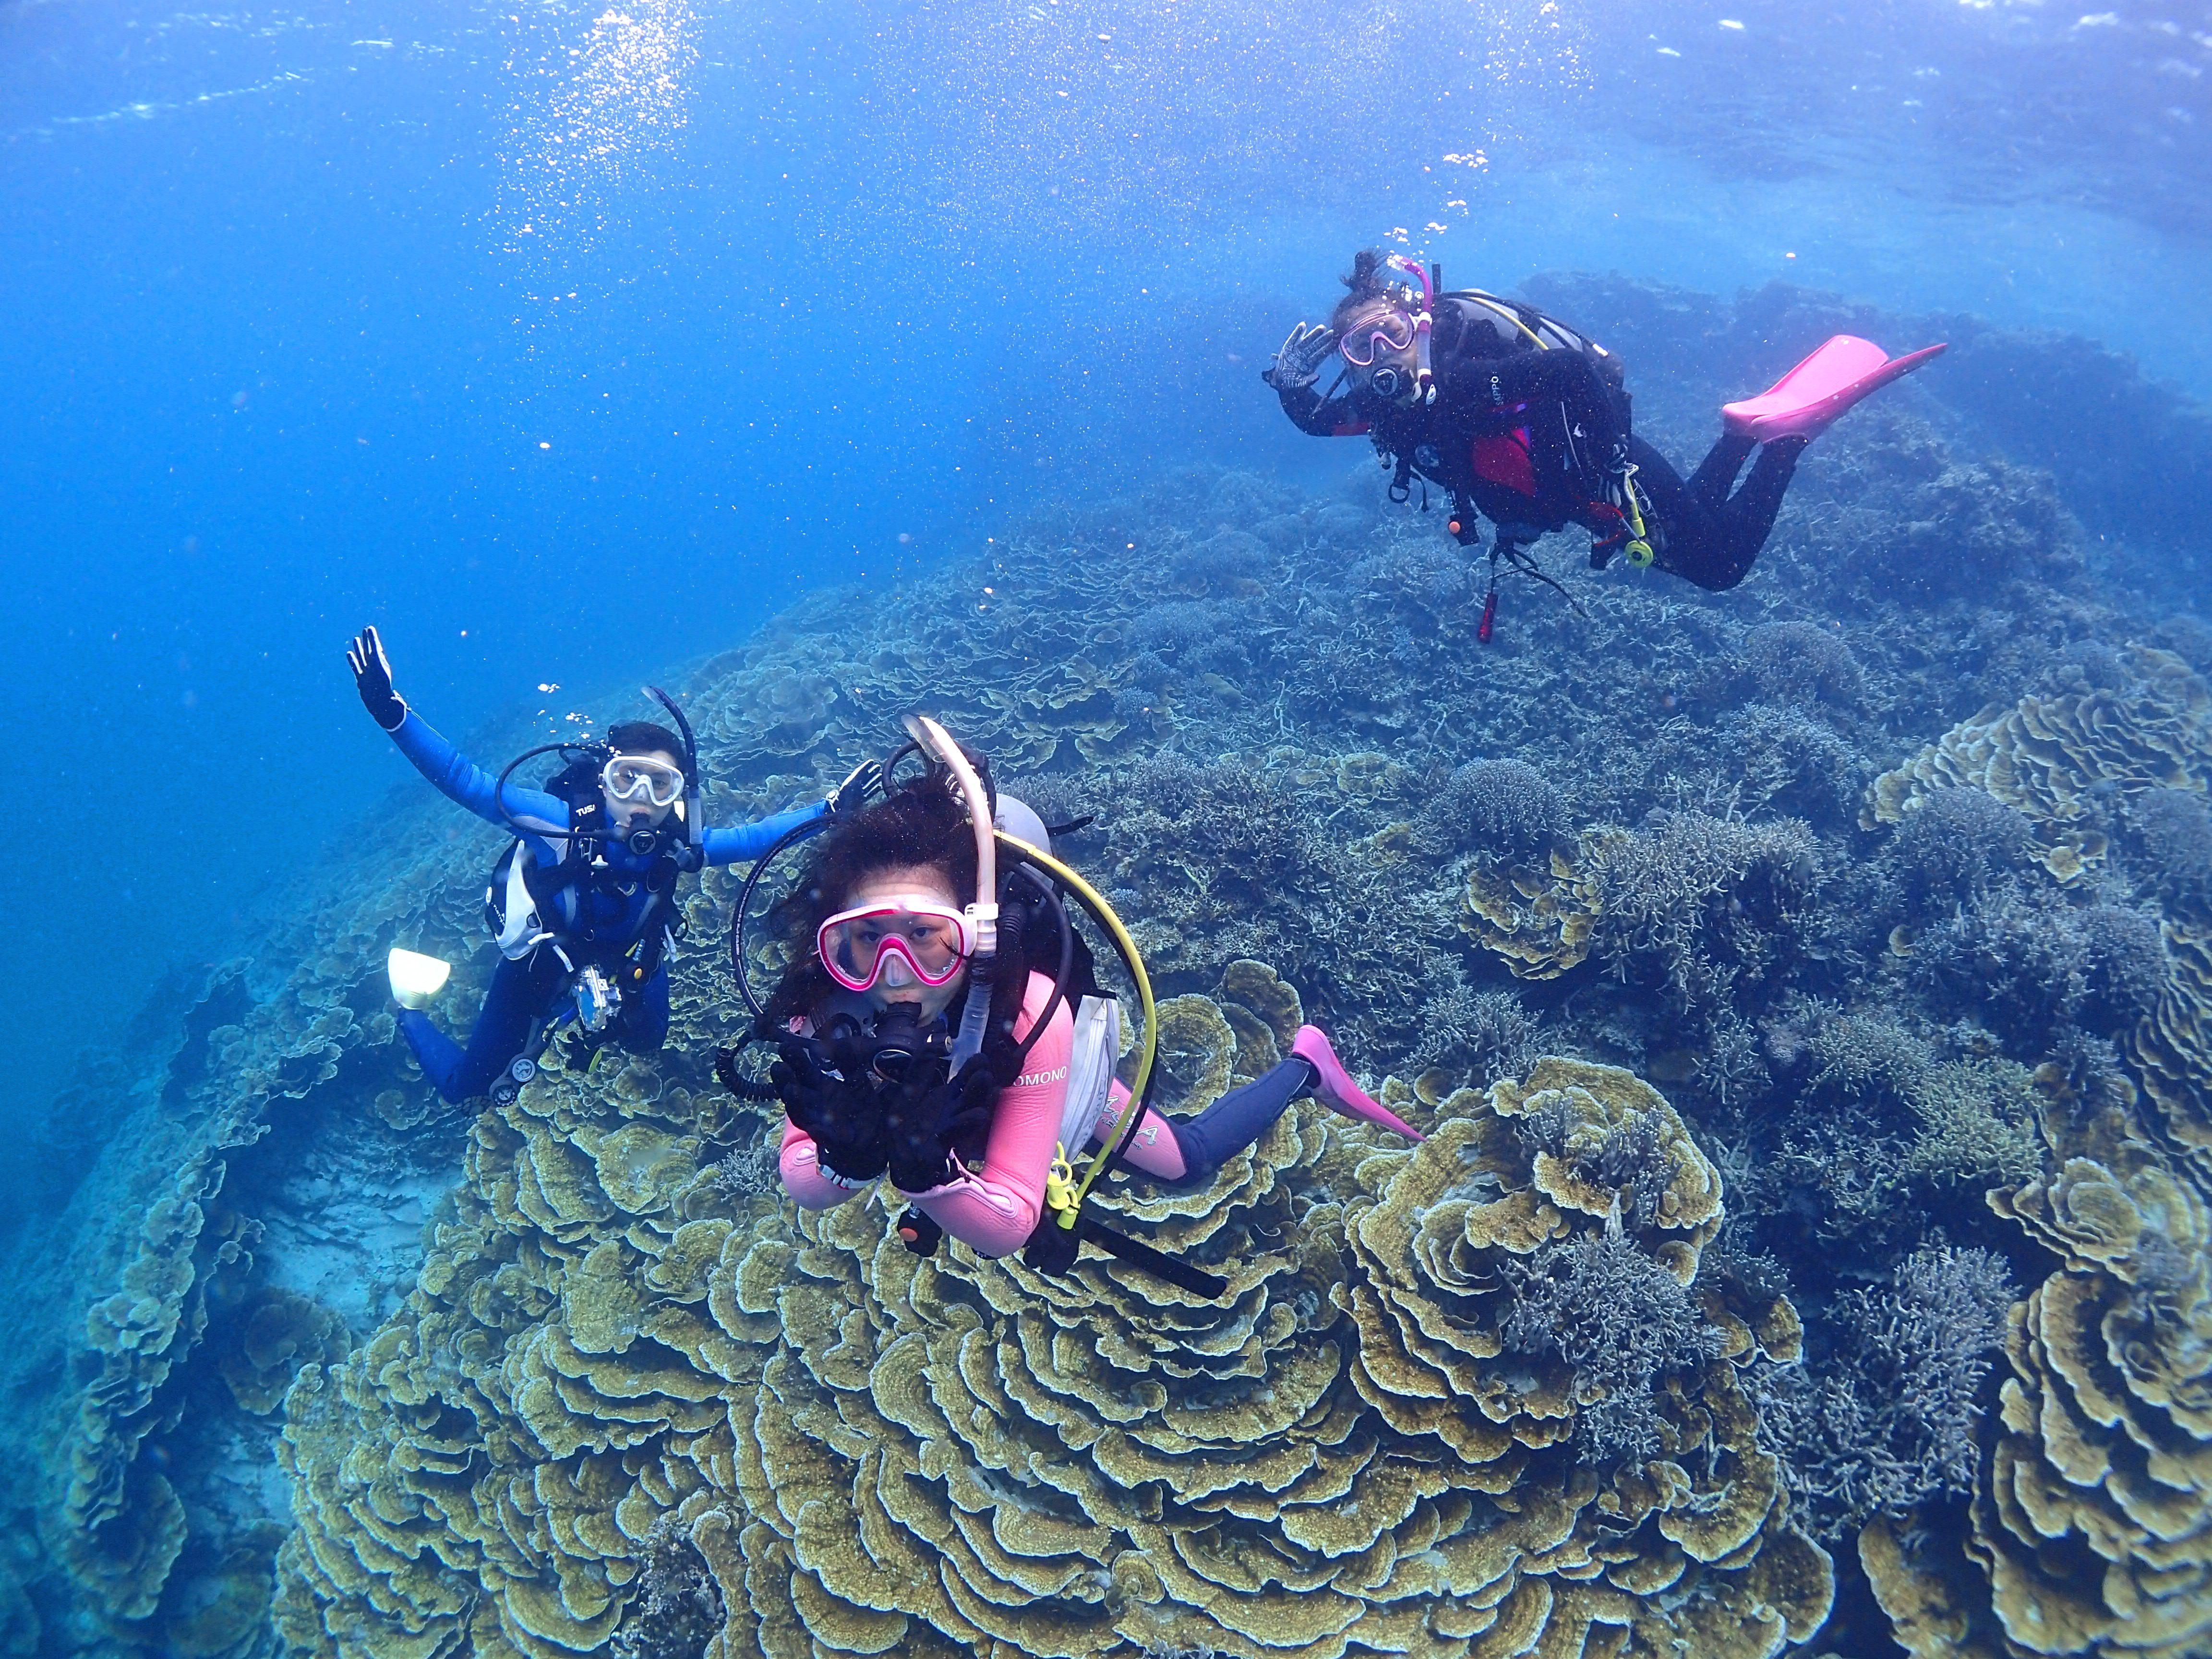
[346,625,408,732]
[1262,321,1337,394]
[825,757,885,818]
[771,1039,888,1183]
[884,1057,998,1193]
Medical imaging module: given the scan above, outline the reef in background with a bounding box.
[4,278,2211,1657]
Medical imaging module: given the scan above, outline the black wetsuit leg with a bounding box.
[399,950,568,1104]
[1159,1058,1318,1188]
[615,963,672,1055]
[1632,433,1810,592]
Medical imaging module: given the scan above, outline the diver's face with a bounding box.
[1341,304,1420,403]
[846,865,968,1021]
[600,748,683,831]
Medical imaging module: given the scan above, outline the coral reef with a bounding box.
[277,996,1838,1659]
[1751,1245,2017,1542]
[1413,757,1571,862]
[12,279,2212,1656]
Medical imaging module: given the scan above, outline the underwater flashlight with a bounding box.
[387,948,452,1010]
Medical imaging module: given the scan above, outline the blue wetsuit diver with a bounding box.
[347,626,874,1104]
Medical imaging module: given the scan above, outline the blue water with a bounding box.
[2,0,2208,1133]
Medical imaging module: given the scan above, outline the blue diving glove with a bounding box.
[346,625,408,732]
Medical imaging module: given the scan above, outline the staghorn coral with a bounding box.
[1910,889,2167,1046]
[2130,786,2212,912]
[1904,1059,2044,1192]
[1751,1246,2017,1543]
[1406,985,1551,1086]
[1885,787,2035,914]
[1413,757,1570,862]
[1586,810,1825,1016]
[1742,621,1863,709]
[1496,1230,1724,1466]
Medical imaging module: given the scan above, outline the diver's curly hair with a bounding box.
[1330,247,1405,331]
[758,767,1036,1083]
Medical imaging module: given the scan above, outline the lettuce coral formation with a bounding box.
[275,970,1835,1659]
[1863,654,2212,1659]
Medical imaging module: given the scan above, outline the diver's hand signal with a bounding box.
[1263,321,1338,393]
[346,625,408,733]
[771,1039,888,1182]
[825,757,884,818]
[884,1056,996,1194]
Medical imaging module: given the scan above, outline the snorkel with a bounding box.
[902,713,999,1068]
[1382,252,1438,406]
[644,684,706,871]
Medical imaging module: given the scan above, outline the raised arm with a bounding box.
[701,757,878,866]
[1265,321,1371,438]
[701,800,828,866]
[346,626,567,833]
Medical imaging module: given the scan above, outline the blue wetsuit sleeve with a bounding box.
[702,800,829,867]
[388,709,570,833]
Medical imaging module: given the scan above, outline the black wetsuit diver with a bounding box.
[1267,252,1942,605]
[1273,283,1797,592]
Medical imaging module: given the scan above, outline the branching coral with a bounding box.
[1497,1230,1725,1466]
[1586,809,1825,1015]
[1413,757,1570,862]
[1406,985,1551,1085]
[1886,787,2035,914]
[1752,1246,2016,1543]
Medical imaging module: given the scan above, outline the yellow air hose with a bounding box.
[994,830,1159,1229]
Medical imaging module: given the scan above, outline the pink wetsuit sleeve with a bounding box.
[902,974,1071,1258]
[778,1117,869,1211]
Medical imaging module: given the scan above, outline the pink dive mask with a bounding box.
[1339,308,1417,367]
[817,896,977,993]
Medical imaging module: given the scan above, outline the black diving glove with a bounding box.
[825,757,884,818]
[1262,321,1337,393]
[771,1040,887,1183]
[883,1057,998,1193]
[346,625,408,732]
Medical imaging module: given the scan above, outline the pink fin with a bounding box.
[1291,1026,1425,1142]
[1723,336,1948,442]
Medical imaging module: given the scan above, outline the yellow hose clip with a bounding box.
[1613,464,1653,568]
[1044,1145,1077,1217]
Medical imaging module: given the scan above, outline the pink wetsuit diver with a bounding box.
[777,972,1425,1258]
[778,973,1178,1258]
